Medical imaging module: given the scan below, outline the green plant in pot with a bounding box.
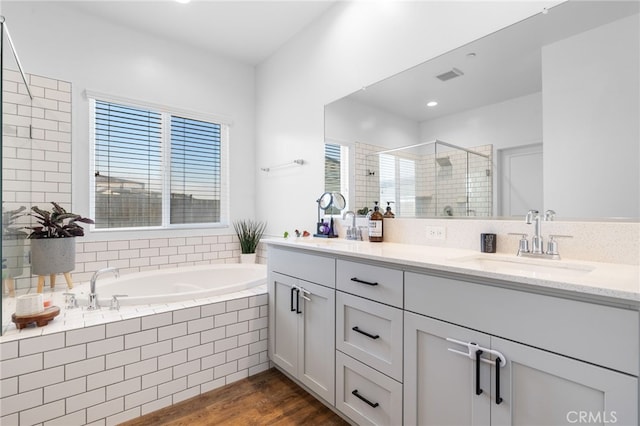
[233,219,266,264]
[26,202,94,293]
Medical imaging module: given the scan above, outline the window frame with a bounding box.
[87,91,230,232]
[324,139,353,215]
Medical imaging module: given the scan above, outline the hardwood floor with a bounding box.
[121,368,349,426]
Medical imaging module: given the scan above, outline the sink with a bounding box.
[449,254,595,278]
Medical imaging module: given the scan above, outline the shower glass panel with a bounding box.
[2,17,33,335]
[364,140,492,218]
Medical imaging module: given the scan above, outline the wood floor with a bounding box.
[121,368,349,426]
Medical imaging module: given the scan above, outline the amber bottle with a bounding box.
[368,201,384,242]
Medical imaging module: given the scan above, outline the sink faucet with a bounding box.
[88,267,119,310]
[526,209,543,254]
[342,211,361,240]
[517,209,569,260]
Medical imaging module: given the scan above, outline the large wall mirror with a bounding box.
[325,1,639,221]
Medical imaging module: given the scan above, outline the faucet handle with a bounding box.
[110,294,128,311]
[509,233,530,255]
[63,292,78,309]
[546,234,572,257]
[544,210,556,221]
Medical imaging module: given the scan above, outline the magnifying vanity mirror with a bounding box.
[325,1,639,220]
[314,191,346,237]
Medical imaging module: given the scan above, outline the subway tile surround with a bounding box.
[0,291,269,425]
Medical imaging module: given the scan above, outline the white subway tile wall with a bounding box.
[0,294,269,425]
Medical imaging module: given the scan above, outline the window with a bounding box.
[91,98,227,230]
[324,143,349,214]
[379,153,415,216]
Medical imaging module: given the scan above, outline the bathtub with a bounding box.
[73,263,267,306]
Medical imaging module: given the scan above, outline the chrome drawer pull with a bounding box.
[352,389,379,408]
[350,277,378,286]
[352,326,380,340]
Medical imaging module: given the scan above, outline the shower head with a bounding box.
[436,156,452,167]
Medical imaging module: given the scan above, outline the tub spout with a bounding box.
[88,267,119,310]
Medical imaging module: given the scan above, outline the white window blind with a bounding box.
[324,143,349,214]
[94,101,162,228]
[92,98,226,230]
[170,116,221,224]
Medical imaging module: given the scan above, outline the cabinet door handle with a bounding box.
[352,326,380,340]
[290,286,296,312]
[495,356,503,404]
[295,288,302,314]
[475,349,483,396]
[352,389,379,408]
[350,277,378,286]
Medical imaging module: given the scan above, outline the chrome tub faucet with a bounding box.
[88,267,119,310]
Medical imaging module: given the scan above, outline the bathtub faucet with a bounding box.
[88,267,119,310]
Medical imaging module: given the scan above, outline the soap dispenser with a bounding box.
[368,201,384,242]
[384,201,395,218]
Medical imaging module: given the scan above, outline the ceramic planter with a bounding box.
[30,238,76,275]
[240,253,257,264]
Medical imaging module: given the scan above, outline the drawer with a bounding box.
[336,259,403,307]
[337,292,403,381]
[268,246,335,287]
[336,351,403,426]
[405,271,640,376]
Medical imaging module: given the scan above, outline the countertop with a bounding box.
[264,238,640,305]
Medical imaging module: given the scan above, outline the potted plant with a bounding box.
[233,219,266,264]
[26,202,94,292]
[2,205,28,295]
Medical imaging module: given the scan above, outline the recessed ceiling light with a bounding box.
[466,52,476,59]
[427,101,438,107]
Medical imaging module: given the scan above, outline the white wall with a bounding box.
[420,92,542,152]
[3,1,257,241]
[325,97,420,149]
[255,1,558,235]
[543,14,639,218]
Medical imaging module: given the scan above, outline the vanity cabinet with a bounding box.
[404,272,639,426]
[335,259,404,425]
[268,248,336,405]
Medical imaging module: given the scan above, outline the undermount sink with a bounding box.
[449,254,595,278]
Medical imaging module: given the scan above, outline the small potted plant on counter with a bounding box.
[27,202,94,292]
[233,219,267,264]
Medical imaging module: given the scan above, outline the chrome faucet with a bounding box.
[517,209,569,260]
[88,267,119,310]
[342,211,361,240]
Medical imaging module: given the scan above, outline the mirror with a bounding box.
[325,1,639,220]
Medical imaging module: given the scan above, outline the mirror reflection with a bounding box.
[325,1,639,219]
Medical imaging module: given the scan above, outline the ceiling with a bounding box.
[342,1,639,122]
[62,0,337,66]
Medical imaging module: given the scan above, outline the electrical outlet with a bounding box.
[425,225,446,240]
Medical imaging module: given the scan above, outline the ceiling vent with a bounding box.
[436,68,464,81]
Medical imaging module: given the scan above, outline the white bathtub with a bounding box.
[74,263,267,306]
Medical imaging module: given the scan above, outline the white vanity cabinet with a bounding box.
[335,259,404,425]
[404,272,639,426]
[268,247,336,405]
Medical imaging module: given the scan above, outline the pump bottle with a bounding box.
[368,201,384,242]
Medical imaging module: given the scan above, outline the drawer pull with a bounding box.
[350,277,378,286]
[290,287,296,312]
[352,326,380,340]
[475,349,483,396]
[295,288,302,314]
[495,356,503,405]
[352,389,379,408]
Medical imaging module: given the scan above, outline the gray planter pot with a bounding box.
[30,238,76,275]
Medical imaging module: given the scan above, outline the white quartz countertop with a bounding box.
[264,238,640,304]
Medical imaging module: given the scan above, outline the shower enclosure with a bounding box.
[361,140,492,217]
[1,15,34,334]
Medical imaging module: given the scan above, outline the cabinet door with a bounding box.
[404,312,491,426]
[491,336,638,426]
[298,280,336,405]
[268,272,298,377]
